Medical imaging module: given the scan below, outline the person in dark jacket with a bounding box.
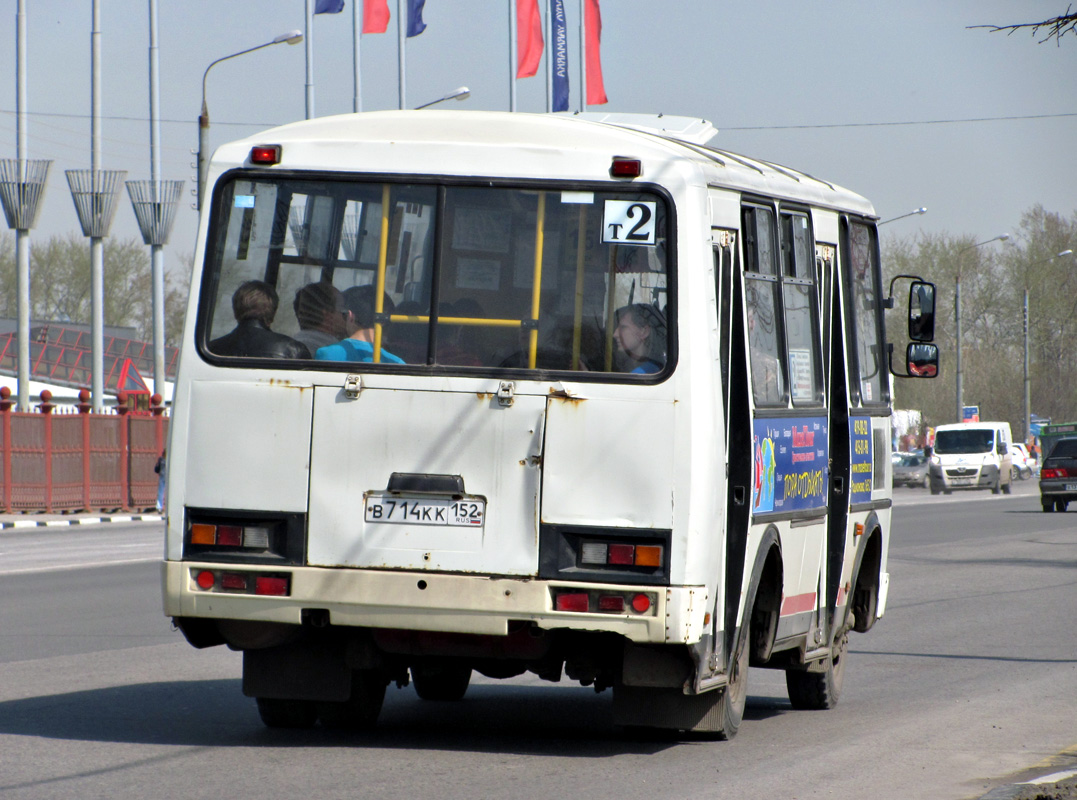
[209,280,310,359]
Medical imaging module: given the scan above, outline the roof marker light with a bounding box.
[250,145,281,165]
[610,157,642,178]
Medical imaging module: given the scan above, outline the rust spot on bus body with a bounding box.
[547,387,585,404]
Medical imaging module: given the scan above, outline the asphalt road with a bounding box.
[0,482,1073,800]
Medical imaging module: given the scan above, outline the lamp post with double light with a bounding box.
[879,206,927,226]
[1024,249,1073,443]
[955,233,1010,422]
[198,31,303,210]
[414,86,470,109]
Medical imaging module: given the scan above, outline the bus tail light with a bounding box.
[580,540,664,569]
[553,589,657,616]
[189,521,276,550]
[192,569,291,596]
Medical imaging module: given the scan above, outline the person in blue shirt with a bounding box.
[315,284,405,364]
[613,303,666,374]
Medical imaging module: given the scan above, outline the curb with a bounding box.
[0,513,164,529]
[978,769,1077,799]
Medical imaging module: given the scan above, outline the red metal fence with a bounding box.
[0,388,169,513]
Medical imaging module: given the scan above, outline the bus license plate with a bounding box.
[364,494,485,528]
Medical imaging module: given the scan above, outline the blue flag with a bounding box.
[550,0,569,112]
[315,0,345,12]
[407,0,427,36]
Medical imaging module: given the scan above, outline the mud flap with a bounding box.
[612,685,726,733]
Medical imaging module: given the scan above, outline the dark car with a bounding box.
[893,452,929,488]
[1039,437,1077,512]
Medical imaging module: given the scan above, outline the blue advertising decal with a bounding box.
[849,416,873,504]
[752,416,829,514]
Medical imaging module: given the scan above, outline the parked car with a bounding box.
[1010,443,1034,479]
[893,452,929,488]
[1039,437,1077,512]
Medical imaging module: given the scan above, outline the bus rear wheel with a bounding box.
[317,669,387,729]
[411,663,472,702]
[786,620,849,710]
[255,697,318,729]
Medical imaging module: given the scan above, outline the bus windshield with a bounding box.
[933,429,994,455]
[200,176,670,377]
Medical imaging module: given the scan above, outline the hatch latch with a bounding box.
[497,381,516,408]
[343,374,362,400]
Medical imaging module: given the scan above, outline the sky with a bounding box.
[1,0,1075,281]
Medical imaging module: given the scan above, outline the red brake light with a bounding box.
[610,157,642,178]
[250,145,281,165]
[220,572,248,590]
[631,593,651,613]
[255,576,289,596]
[196,570,215,590]
[597,595,625,612]
[217,525,242,547]
[555,592,589,612]
[607,544,635,565]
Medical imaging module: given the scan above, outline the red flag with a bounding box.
[584,0,607,105]
[516,0,544,79]
[363,0,390,33]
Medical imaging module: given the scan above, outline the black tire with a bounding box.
[713,620,750,740]
[317,669,387,730]
[411,663,472,702]
[1057,500,1069,512]
[786,620,849,710]
[1002,478,1012,495]
[1043,500,1054,512]
[256,697,318,729]
[991,477,1001,495]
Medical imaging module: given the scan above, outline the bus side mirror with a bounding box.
[906,342,939,378]
[908,281,935,342]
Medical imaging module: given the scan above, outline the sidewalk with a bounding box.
[0,510,163,529]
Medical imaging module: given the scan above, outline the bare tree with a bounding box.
[970,6,1077,43]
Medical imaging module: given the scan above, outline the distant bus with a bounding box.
[162,111,936,737]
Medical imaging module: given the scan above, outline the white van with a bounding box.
[929,421,1013,494]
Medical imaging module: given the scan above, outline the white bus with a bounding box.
[163,111,937,737]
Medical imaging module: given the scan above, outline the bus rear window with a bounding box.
[200,177,671,377]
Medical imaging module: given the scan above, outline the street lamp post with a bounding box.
[1024,249,1074,443]
[955,234,1010,423]
[414,86,470,109]
[879,207,927,226]
[198,30,302,210]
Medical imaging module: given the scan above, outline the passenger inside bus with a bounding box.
[613,304,666,374]
[292,281,347,358]
[209,280,311,359]
[315,284,405,364]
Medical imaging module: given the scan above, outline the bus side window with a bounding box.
[742,205,786,405]
[780,210,823,405]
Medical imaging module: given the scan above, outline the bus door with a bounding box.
[819,240,851,625]
[298,182,673,577]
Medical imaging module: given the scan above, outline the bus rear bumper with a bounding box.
[162,560,707,646]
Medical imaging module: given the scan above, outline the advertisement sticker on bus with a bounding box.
[752,417,829,514]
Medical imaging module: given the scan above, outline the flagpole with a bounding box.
[509,0,517,112]
[577,0,585,112]
[397,0,406,109]
[305,0,315,118]
[353,0,362,112]
[545,0,552,112]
